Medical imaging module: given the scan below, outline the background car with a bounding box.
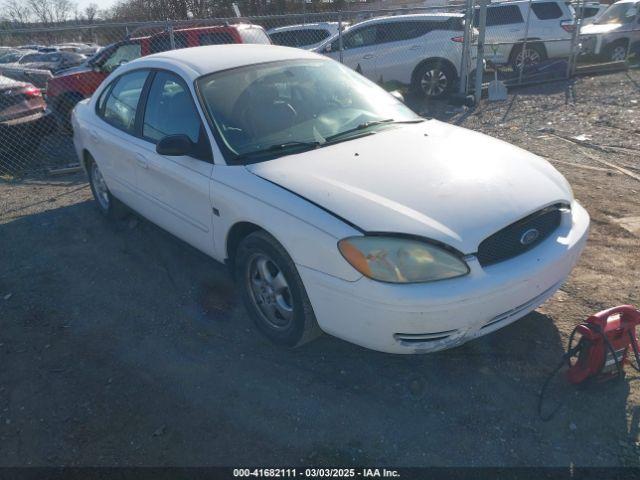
[0,75,55,163]
[574,1,609,25]
[268,22,348,50]
[580,0,640,61]
[46,23,271,129]
[314,13,477,98]
[477,0,576,69]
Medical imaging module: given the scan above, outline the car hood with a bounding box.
[247,121,573,254]
[581,23,621,34]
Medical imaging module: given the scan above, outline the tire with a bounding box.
[235,230,322,348]
[410,60,456,99]
[603,40,629,62]
[510,43,546,71]
[86,156,127,219]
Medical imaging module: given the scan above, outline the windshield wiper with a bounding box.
[235,140,321,162]
[324,118,424,143]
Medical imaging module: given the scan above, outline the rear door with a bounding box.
[480,4,525,64]
[90,69,150,209]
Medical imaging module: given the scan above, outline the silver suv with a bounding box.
[478,0,576,69]
[580,0,640,61]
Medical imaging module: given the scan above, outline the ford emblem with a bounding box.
[520,228,540,246]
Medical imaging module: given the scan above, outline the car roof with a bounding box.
[130,44,323,79]
[267,22,340,33]
[352,13,464,26]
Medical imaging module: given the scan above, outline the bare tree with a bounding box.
[84,2,98,22]
[3,0,33,24]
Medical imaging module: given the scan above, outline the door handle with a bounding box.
[409,45,421,50]
[135,153,149,169]
[363,53,375,59]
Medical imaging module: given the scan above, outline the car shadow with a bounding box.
[0,193,637,467]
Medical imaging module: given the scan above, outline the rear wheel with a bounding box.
[86,156,126,219]
[235,230,321,347]
[411,60,456,99]
[510,43,546,71]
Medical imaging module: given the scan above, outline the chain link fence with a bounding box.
[1,1,638,177]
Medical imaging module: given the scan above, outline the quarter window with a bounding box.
[142,71,202,145]
[199,31,236,45]
[148,33,188,54]
[100,70,148,134]
[531,2,563,20]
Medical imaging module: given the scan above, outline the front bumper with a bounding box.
[298,201,590,354]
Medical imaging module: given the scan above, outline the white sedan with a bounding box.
[72,44,590,354]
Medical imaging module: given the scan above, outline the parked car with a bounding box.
[580,0,640,61]
[47,23,270,128]
[72,44,589,353]
[476,0,576,69]
[0,75,55,162]
[574,1,609,25]
[268,22,347,50]
[0,49,29,64]
[314,13,477,98]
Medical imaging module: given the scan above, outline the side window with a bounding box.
[531,2,563,20]
[102,43,141,73]
[142,71,202,147]
[148,33,188,54]
[100,70,148,134]
[479,5,525,26]
[299,29,331,46]
[343,25,377,49]
[199,31,236,45]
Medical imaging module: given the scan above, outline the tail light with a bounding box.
[561,20,576,33]
[21,86,42,98]
[451,36,465,43]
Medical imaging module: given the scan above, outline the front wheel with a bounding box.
[235,231,321,347]
[411,61,456,99]
[603,41,629,62]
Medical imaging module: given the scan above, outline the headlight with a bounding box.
[338,236,469,284]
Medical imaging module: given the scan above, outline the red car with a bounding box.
[46,23,270,128]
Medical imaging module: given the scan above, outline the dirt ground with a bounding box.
[1,69,639,468]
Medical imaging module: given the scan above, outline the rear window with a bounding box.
[476,5,524,26]
[239,27,271,45]
[199,32,236,45]
[532,2,564,20]
[270,29,331,47]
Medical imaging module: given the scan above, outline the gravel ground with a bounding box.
[0,69,639,468]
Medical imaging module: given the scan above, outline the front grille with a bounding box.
[476,204,566,267]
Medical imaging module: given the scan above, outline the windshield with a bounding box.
[196,58,420,163]
[595,2,638,24]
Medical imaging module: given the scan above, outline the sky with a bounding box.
[76,0,117,11]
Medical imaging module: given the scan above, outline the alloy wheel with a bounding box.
[420,68,448,97]
[91,162,110,211]
[610,45,627,62]
[515,48,542,69]
[246,253,294,330]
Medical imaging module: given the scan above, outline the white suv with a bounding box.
[267,23,347,50]
[478,0,575,69]
[314,14,476,98]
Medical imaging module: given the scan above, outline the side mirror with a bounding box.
[156,134,194,156]
[390,90,405,103]
[323,44,332,53]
